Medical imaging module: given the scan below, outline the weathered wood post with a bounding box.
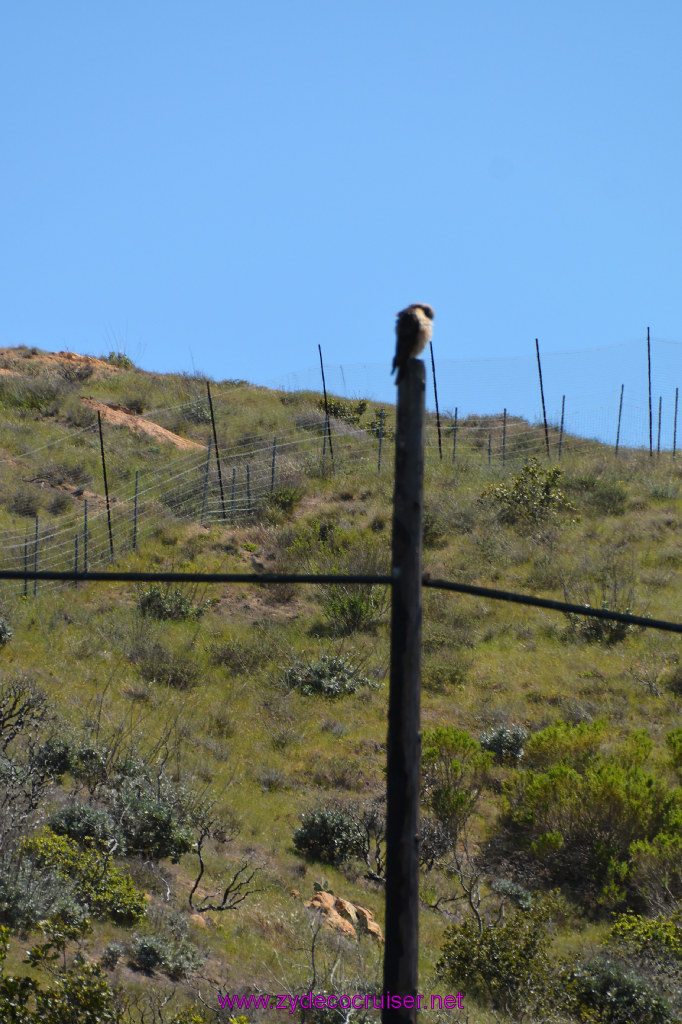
[383,358,425,1024]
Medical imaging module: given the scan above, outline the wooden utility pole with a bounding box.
[383,358,425,1024]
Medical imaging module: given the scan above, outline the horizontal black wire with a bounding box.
[422,578,682,634]
[2,568,681,634]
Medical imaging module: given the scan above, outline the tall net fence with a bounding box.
[271,336,682,453]
[0,337,679,597]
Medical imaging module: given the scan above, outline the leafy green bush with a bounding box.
[0,923,119,1023]
[318,397,367,424]
[611,910,682,962]
[0,859,69,930]
[112,772,193,863]
[293,807,364,864]
[285,655,371,699]
[480,724,528,764]
[127,930,204,979]
[32,736,75,777]
[322,587,385,635]
[99,941,125,969]
[49,802,124,852]
[505,753,682,901]
[21,828,146,923]
[421,727,492,841]
[522,719,606,771]
[138,583,209,620]
[104,351,134,368]
[558,956,674,1024]
[436,896,560,1019]
[628,833,682,911]
[265,485,303,516]
[481,457,576,527]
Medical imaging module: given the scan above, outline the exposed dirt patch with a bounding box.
[81,399,206,452]
[0,348,122,379]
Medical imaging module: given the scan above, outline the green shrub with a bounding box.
[181,395,211,424]
[558,956,674,1024]
[127,931,204,979]
[285,655,372,699]
[138,583,209,620]
[99,941,125,969]
[31,736,74,777]
[322,586,386,635]
[293,807,364,864]
[421,727,492,841]
[49,802,124,852]
[480,724,528,764]
[113,772,193,863]
[104,351,134,368]
[9,487,40,517]
[667,728,682,779]
[611,910,682,962]
[21,828,146,924]
[436,897,560,1019]
[48,491,72,515]
[523,719,606,771]
[318,397,367,424]
[0,860,69,930]
[265,485,303,516]
[0,924,119,1021]
[481,457,576,527]
[506,756,682,900]
[628,833,682,911]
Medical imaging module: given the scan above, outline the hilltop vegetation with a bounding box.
[0,346,680,1023]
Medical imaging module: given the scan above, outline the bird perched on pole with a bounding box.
[392,303,434,383]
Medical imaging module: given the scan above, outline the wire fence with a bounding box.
[0,339,679,604]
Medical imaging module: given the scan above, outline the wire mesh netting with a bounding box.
[0,337,679,598]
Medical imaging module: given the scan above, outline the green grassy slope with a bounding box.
[0,347,680,1023]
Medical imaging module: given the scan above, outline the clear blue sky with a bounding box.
[2,1,681,434]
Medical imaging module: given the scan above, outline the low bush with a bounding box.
[480,724,528,764]
[436,896,560,1020]
[126,933,204,979]
[522,719,606,771]
[104,351,134,368]
[558,956,674,1024]
[138,583,210,620]
[21,828,146,923]
[49,802,124,852]
[481,457,576,528]
[293,807,365,864]
[505,753,682,903]
[285,655,372,699]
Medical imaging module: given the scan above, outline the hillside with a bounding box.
[0,346,680,1024]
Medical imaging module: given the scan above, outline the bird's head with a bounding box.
[412,303,435,320]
